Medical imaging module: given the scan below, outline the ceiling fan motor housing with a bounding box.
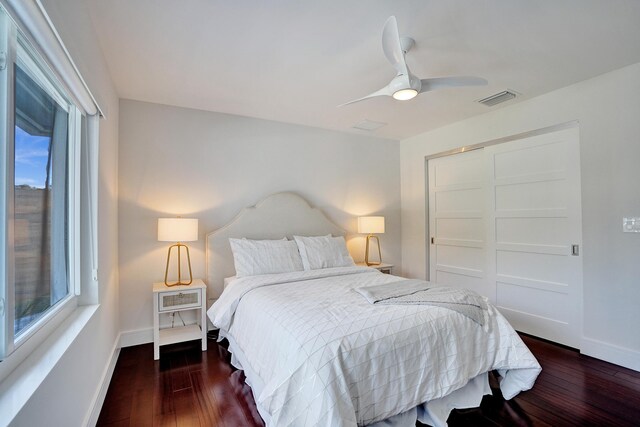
[390,73,421,93]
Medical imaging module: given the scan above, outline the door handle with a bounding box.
[431,237,435,244]
[571,244,579,256]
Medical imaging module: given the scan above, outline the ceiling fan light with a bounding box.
[392,88,418,101]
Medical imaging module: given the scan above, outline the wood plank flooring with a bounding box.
[98,334,640,426]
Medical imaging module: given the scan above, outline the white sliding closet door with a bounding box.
[427,126,582,347]
[428,149,493,300]
[486,127,582,347]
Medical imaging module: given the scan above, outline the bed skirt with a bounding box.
[221,331,492,427]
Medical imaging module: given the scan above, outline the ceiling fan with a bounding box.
[340,16,487,106]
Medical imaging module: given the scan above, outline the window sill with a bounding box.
[0,304,99,425]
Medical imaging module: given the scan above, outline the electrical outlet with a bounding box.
[623,217,640,233]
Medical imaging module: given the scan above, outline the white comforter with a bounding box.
[208,266,541,427]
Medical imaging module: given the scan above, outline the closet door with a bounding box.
[427,126,582,347]
[486,127,582,347]
[428,149,494,301]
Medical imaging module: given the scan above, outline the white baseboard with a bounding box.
[119,328,153,347]
[581,337,640,372]
[84,333,121,427]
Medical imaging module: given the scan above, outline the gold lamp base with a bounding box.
[164,242,193,287]
[365,234,382,266]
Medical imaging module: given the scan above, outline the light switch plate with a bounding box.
[623,217,640,233]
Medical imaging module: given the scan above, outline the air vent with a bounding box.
[477,90,517,107]
[352,120,387,131]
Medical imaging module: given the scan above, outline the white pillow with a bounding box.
[229,238,304,277]
[293,235,355,270]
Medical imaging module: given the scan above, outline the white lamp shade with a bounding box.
[158,218,198,242]
[357,216,385,234]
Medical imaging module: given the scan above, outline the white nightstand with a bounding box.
[153,279,207,360]
[356,262,394,274]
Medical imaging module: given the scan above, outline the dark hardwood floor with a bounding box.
[98,334,640,426]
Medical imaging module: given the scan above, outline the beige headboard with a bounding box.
[206,192,346,297]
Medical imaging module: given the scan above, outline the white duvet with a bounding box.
[208,266,541,427]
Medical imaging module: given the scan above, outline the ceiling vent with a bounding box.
[352,119,387,131]
[477,90,517,107]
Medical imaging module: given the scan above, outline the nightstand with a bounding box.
[153,279,207,360]
[356,262,394,274]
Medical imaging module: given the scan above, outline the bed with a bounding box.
[206,193,541,427]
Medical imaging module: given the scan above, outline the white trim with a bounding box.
[0,9,16,358]
[581,337,640,372]
[83,332,121,427]
[0,296,77,382]
[119,328,153,348]
[1,4,83,359]
[0,305,99,427]
[0,7,15,359]
[13,294,76,349]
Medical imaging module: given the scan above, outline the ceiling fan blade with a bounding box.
[419,76,488,93]
[338,84,393,107]
[382,16,408,76]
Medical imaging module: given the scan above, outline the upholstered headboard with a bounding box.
[206,192,346,297]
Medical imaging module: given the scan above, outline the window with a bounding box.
[1,5,82,358]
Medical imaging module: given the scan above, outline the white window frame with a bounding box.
[0,10,82,360]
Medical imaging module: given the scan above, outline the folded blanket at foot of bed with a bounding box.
[355,279,488,326]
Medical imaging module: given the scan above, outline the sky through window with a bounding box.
[15,125,50,188]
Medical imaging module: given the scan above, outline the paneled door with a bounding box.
[427,126,582,347]
[486,127,582,347]
[428,149,494,300]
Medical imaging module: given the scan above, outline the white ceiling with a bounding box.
[86,0,640,140]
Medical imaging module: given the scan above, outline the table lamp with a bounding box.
[158,217,198,286]
[358,216,385,266]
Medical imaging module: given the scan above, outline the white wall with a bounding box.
[400,62,640,370]
[9,0,120,425]
[118,99,400,342]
